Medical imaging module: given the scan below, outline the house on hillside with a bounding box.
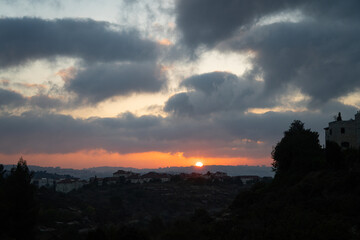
[324,112,360,149]
[103,177,118,185]
[141,172,171,183]
[56,179,87,193]
[128,174,143,184]
[203,171,229,181]
[31,178,55,189]
[238,175,260,185]
[113,170,134,178]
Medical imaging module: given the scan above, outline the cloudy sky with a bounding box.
[1,0,359,168]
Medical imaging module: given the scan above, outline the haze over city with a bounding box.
[1,0,360,169]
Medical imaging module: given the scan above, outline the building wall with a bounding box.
[325,112,360,149]
[356,112,360,148]
[56,181,85,193]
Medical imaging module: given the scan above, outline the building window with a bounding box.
[341,142,350,148]
[329,129,332,135]
[341,128,345,134]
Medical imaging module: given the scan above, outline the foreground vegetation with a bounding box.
[1,120,360,239]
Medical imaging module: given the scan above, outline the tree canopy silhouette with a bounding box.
[2,157,38,240]
[272,120,323,176]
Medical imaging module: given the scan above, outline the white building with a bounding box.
[31,178,55,188]
[324,112,360,149]
[239,176,260,185]
[55,179,87,193]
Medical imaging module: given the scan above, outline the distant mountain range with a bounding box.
[3,164,274,179]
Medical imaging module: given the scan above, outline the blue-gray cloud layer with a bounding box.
[0,88,26,108]
[0,17,157,68]
[0,103,356,158]
[176,0,360,48]
[221,21,360,105]
[164,72,265,116]
[0,88,68,110]
[65,62,166,103]
[175,0,360,106]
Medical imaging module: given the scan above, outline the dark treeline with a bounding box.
[0,157,38,240]
[1,120,360,239]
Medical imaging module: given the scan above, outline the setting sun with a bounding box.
[195,161,204,167]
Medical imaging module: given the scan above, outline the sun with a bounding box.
[195,161,204,167]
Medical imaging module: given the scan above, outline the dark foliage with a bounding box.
[0,157,38,240]
[272,120,323,176]
[4,120,360,239]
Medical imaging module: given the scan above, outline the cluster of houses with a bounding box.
[31,178,88,193]
[31,169,267,193]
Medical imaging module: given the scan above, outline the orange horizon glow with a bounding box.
[0,149,272,169]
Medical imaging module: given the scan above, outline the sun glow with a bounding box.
[195,161,204,167]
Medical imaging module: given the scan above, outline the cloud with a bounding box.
[29,94,64,109]
[0,88,73,111]
[1,61,167,109]
[164,72,265,116]
[175,0,360,48]
[64,62,166,104]
[175,0,360,106]
[0,17,158,68]
[1,101,355,160]
[220,20,360,105]
[175,0,299,48]
[0,88,26,108]
[164,92,194,116]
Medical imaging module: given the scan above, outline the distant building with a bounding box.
[113,170,134,178]
[238,176,260,185]
[203,171,229,181]
[324,112,360,149]
[141,172,171,183]
[55,179,87,193]
[103,177,118,185]
[31,178,55,189]
[128,174,144,184]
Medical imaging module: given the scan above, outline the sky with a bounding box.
[0,0,360,169]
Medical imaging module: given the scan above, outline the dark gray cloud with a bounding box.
[164,72,265,116]
[175,0,360,106]
[29,94,64,109]
[0,88,73,111]
[1,61,167,109]
[0,88,26,108]
[0,17,157,68]
[175,0,360,48]
[164,92,194,116]
[175,0,300,48]
[221,20,360,104]
[0,103,356,159]
[65,62,166,103]
[0,110,264,157]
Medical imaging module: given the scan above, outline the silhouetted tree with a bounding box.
[86,228,108,240]
[272,120,323,176]
[0,164,6,239]
[0,164,5,183]
[3,157,38,240]
[325,141,345,169]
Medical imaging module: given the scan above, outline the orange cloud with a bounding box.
[0,149,271,169]
[158,38,172,46]
[56,66,76,82]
